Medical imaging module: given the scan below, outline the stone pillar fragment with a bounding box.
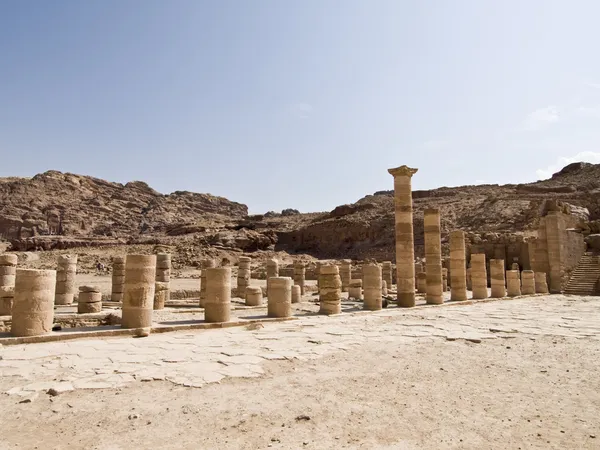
[293,261,306,295]
[237,256,251,297]
[388,165,418,307]
[363,263,382,311]
[154,281,169,310]
[382,261,393,289]
[205,267,231,323]
[339,260,351,292]
[319,265,342,315]
[267,277,293,317]
[245,286,263,306]
[266,259,279,296]
[521,270,535,295]
[291,284,301,304]
[471,254,488,299]
[466,268,472,291]
[315,261,322,290]
[381,280,388,296]
[348,279,363,300]
[0,286,14,315]
[417,272,427,293]
[490,259,506,298]
[424,209,443,304]
[55,255,77,305]
[121,255,156,329]
[199,258,216,308]
[11,269,56,337]
[535,272,549,294]
[511,263,519,271]
[442,268,448,292]
[78,285,102,314]
[545,212,564,293]
[506,270,521,297]
[111,256,126,302]
[0,254,17,288]
[450,231,467,301]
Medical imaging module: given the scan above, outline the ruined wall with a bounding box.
[562,229,586,287]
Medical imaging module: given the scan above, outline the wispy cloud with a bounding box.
[422,139,448,149]
[585,81,600,90]
[288,102,313,119]
[536,151,600,179]
[523,106,560,131]
[575,105,600,119]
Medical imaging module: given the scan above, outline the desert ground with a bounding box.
[1,294,599,449]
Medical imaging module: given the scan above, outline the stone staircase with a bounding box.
[564,252,600,295]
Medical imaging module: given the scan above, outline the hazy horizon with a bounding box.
[2,1,600,214]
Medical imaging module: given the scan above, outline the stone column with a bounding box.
[535,272,549,294]
[348,279,363,300]
[266,259,279,296]
[506,270,521,297]
[291,284,302,303]
[11,269,56,337]
[268,277,292,317]
[154,282,169,310]
[55,255,77,305]
[205,267,231,323]
[545,212,565,293]
[442,268,448,292]
[490,259,506,298]
[521,270,535,295]
[450,231,467,301]
[388,165,418,307]
[237,256,251,297]
[155,253,171,304]
[319,264,342,315]
[424,208,443,305]
[363,263,382,311]
[199,258,216,308]
[293,261,306,295]
[78,286,102,313]
[471,254,488,299]
[111,256,126,302]
[382,261,393,289]
[0,254,17,315]
[417,272,427,293]
[121,254,156,329]
[381,280,388,296]
[315,261,321,290]
[534,218,551,291]
[245,286,263,306]
[339,260,352,292]
[466,268,472,291]
[511,263,519,270]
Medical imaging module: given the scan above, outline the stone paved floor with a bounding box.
[1,294,599,399]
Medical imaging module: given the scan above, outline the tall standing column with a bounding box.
[424,208,443,304]
[111,256,126,302]
[388,165,418,307]
[122,255,156,329]
[199,258,216,308]
[55,255,77,305]
[382,261,393,289]
[293,261,306,295]
[339,260,351,292]
[237,256,251,297]
[319,264,342,315]
[471,254,488,299]
[11,269,56,337]
[266,259,279,296]
[205,267,231,323]
[450,231,467,301]
[490,259,506,298]
[363,263,382,311]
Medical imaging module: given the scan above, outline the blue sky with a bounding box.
[2,1,600,214]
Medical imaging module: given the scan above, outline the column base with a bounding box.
[397,292,415,307]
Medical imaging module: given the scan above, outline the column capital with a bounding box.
[388,165,418,178]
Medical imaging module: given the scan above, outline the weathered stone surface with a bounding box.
[417,272,427,294]
[0,254,18,266]
[245,286,263,307]
[339,260,351,292]
[266,259,279,296]
[121,255,156,329]
[268,277,292,318]
[348,279,363,300]
[490,259,506,298]
[291,284,301,304]
[293,261,306,295]
[471,253,488,299]
[319,264,342,315]
[153,281,170,310]
[362,263,382,311]
[535,272,549,294]
[424,209,443,305]
[237,256,251,297]
[450,231,467,301]
[382,261,393,290]
[506,270,522,297]
[199,259,216,308]
[77,290,102,314]
[205,267,231,323]
[54,255,77,305]
[521,270,536,295]
[11,269,56,337]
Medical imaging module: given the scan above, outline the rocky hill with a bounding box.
[2,163,600,263]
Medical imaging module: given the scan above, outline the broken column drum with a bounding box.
[205,267,231,323]
[506,270,521,297]
[0,254,18,315]
[382,261,393,289]
[121,254,156,329]
[245,286,263,306]
[155,253,171,304]
[388,165,418,307]
[199,258,216,308]
[154,282,169,310]
[535,272,549,294]
[339,260,351,292]
[268,277,293,318]
[319,264,342,315]
[293,261,306,295]
[521,270,536,295]
[55,254,77,305]
[348,279,363,300]
[363,263,382,311]
[424,208,443,305]
[266,259,279,296]
[78,285,102,314]
[450,231,468,301]
[490,259,506,298]
[237,256,251,297]
[111,256,126,302]
[291,284,301,304]
[470,253,488,299]
[11,269,56,337]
